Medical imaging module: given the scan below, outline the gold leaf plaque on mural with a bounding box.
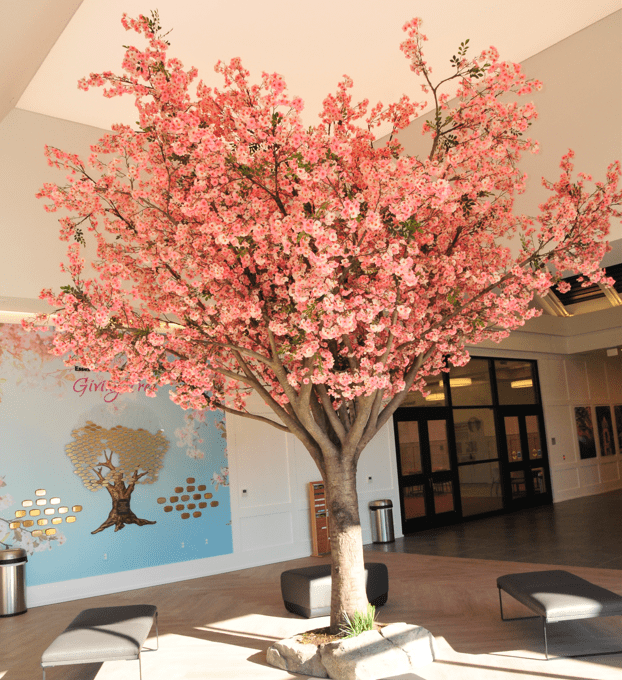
[65,421,170,534]
[159,478,220,522]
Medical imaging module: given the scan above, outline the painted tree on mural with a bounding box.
[66,421,169,533]
[35,13,621,631]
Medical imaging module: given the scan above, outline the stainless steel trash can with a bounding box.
[369,500,394,543]
[0,548,28,616]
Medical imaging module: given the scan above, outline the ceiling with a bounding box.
[6,0,621,131]
[1,0,621,325]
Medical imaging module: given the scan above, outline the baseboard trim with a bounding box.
[553,480,622,503]
[26,543,312,609]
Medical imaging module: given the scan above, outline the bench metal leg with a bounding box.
[142,611,159,652]
[137,612,159,678]
[543,618,549,660]
[498,587,548,659]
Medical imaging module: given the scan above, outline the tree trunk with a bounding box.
[324,454,369,634]
[91,478,156,534]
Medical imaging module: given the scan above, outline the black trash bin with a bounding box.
[0,548,28,617]
[369,500,395,543]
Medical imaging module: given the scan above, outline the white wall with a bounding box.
[227,392,403,565]
[539,352,622,501]
[0,108,105,304]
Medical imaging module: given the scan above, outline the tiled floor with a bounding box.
[366,489,622,569]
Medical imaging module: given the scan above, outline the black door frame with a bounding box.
[497,406,553,509]
[393,357,554,533]
[393,407,461,533]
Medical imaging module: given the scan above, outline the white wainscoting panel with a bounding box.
[235,419,292,509]
[605,356,622,404]
[239,511,294,552]
[551,466,580,496]
[586,355,609,403]
[600,459,621,483]
[538,358,569,404]
[564,358,589,403]
[543,404,577,465]
[578,462,601,488]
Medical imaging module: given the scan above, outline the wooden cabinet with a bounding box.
[309,481,330,556]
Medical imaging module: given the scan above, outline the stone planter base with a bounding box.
[267,622,435,680]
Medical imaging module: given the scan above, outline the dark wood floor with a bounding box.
[366,489,622,569]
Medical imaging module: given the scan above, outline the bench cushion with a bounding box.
[497,570,622,623]
[41,604,157,667]
[281,562,388,618]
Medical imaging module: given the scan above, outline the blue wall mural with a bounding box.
[0,323,232,586]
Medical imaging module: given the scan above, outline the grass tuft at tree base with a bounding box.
[339,604,377,638]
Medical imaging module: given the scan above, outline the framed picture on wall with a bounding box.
[574,406,596,460]
[614,405,622,454]
[595,405,615,456]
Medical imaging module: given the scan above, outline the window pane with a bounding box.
[526,415,543,460]
[454,408,498,462]
[403,485,425,519]
[401,373,445,406]
[510,470,526,499]
[428,420,450,471]
[459,462,503,516]
[397,421,422,475]
[532,467,546,494]
[432,479,454,513]
[505,416,522,461]
[495,360,537,405]
[449,359,492,406]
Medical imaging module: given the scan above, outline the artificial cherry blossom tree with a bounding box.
[35,13,621,631]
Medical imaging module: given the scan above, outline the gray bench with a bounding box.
[281,562,388,618]
[497,570,622,660]
[41,604,158,679]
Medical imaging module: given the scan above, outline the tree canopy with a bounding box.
[34,11,622,631]
[37,15,620,465]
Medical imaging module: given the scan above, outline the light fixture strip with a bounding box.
[439,378,472,388]
[425,393,445,401]
[510,379,533,389]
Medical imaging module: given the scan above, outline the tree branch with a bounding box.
[315,384,347,442]
[225,348,311,442]
[214,402,290,431]
[373,348,435,436]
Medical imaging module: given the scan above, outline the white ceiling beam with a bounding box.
[0,0,84,123]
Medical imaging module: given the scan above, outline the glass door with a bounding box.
[394,412,459,533]
[500,409,552,508]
